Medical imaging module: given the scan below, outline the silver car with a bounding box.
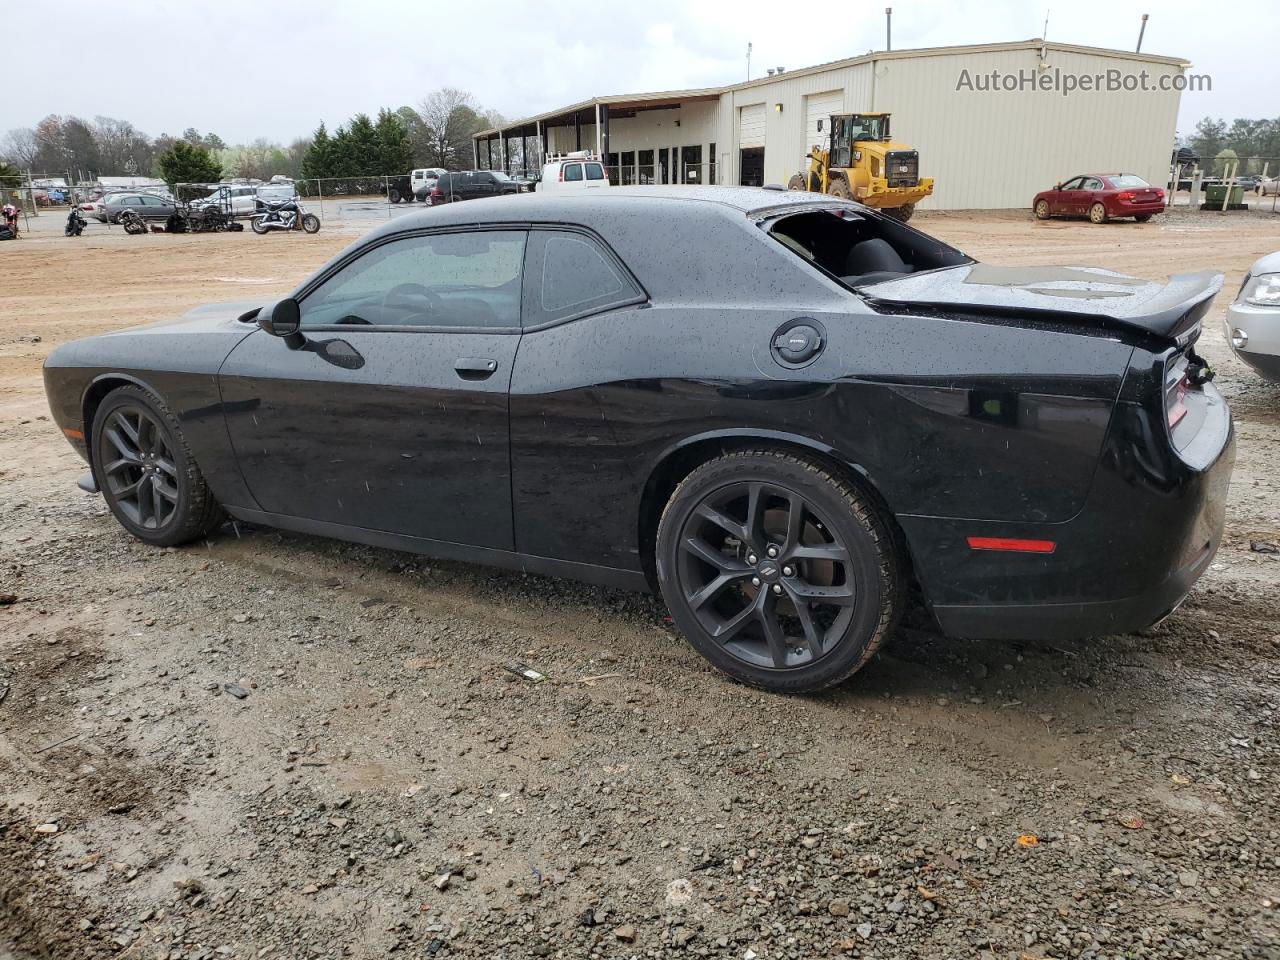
[1225,251,1280,381]
[102,193,177,223]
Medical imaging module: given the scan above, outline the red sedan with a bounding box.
[1033,174,1165,224]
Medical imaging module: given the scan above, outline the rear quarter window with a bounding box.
[523,230,642,326]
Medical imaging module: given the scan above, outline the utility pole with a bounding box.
[746,42,752,81]
[1136,13,1148,52]
[885,8,892,51]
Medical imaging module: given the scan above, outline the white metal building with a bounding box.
[473,39,1190,210]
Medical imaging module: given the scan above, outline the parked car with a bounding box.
[411,168,448,201]
[103,193,178,223]
[191,185,258,219]
[1034,174,1165,223]
[428,170,520,204]
[538,152,610,194]
[43,186,1233,693]
[255,182,298,211]
[1225,250,1280,381]
[80,198,108,222]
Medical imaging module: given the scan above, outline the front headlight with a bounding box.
[1241,273,1280,306]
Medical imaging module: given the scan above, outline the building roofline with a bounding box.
[473,38,1189,140]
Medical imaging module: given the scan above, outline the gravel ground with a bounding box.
[1,208,1278,960]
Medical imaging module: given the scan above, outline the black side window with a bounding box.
[523,230,642,326]
[300,230,527,330]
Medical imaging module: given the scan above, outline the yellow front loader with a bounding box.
[787,113,933,222]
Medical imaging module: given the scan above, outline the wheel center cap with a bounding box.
[757,561,780,583]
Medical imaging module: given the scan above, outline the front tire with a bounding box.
[301,213,320,233]
[787,173,808,192]
[1089,202,1108,224]
[882,203,915,223]
[91,386,222,547]
[388,188,401,204]
[828,177,852,200]
[656,449,902,693]
[1034,199,1051,220]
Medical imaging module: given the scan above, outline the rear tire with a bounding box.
[1134,213,1153,223]
[91,386,223,548]
[1034,199,1051,220]
[250,216,269,234]
[1089,202,1108,224]
[388,189,401,204]
[656,449,902,693]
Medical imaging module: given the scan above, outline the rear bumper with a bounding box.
[1108,200,1164,217]
[931,534,1218,640]
[858,179,934,208]
[901,367,1234,641]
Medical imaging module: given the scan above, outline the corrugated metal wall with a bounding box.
[874,47,1183,209]
[531,44,1183,209]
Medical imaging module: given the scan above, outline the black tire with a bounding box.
[884,203,915,223]
[828,177,852,200]
[388,189,401,204]
[301,213,320,234]
[1134,213,1153,223]
[250,216,269,234]
[656,449,902,693]
[91,386,223,547]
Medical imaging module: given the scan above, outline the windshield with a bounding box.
[1107,175,1151,188]
[490,171,512,181]
[844,115,890,142]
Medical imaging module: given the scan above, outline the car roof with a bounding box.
[368,186,841,238]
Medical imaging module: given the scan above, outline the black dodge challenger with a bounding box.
[43,187,1234,692]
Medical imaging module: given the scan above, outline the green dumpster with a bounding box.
[1204,184,1245,205]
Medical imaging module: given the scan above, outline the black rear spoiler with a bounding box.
[861,271,1223,347]
[1122,271,1223,345]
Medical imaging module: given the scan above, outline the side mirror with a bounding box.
[259,298,305,349]
[1054,183,1062,190]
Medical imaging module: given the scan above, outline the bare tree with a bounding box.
[417,88,490,169]
[1,128,38,169]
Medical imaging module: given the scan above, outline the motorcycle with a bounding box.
[65,207,86,237]
[251,198,320,235]
[118,209,147,235]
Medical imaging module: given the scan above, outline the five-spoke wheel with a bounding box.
[658,450,902,692]
[91,386,223,547]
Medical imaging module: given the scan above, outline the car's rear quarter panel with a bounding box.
[510,201,1133,574]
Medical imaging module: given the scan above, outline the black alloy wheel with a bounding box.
[91,386,222,547]
[657,450,902,692]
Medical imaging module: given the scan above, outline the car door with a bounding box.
[584,162,608,189]
[562,163,584,189]
[1052,177,1082,215]
[218,228,528,549]
[1080,177,1104,214]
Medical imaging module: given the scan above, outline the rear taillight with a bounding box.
[431,185,441,197]
[1154,189,1164,200]
[559,168,565,181]
[1165,355,1190,429]
[1117,191,1135,201]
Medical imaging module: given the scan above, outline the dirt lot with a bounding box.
[2,208,1278,960]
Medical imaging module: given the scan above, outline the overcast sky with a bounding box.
[5,0,1270,145]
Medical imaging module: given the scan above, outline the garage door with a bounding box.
[739,104,765,149]
[804,91,843,152]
